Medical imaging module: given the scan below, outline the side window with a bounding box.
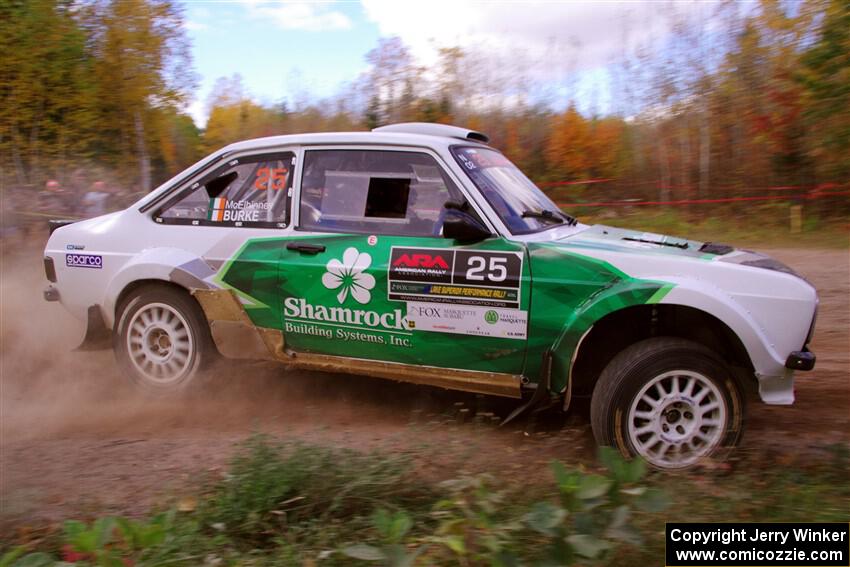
[299,150,460,237]
[156,152,294,227]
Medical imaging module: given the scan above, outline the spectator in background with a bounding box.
[38,179,75,216]
[82,180,111,218]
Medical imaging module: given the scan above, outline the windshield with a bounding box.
[451,146,573,234]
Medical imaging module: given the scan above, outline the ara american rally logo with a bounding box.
[389,247,452,284]
[392,253,450,269]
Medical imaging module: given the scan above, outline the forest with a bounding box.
[1,0,848,219]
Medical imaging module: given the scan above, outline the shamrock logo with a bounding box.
[322,247,375,304]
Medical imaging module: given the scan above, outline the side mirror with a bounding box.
[443,208,491,243]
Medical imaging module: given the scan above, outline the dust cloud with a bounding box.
[1,238,846,525]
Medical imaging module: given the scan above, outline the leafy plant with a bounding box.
[200,434,432,548]
[524,448,670,565]
[0,549,56,567]
[341,509,423,567]
[422,474,522,566]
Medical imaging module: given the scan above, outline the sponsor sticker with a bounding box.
[207,199,270,222]
[66,253,102,269]
[388,246,523,308]
[282,247,413,348]
[406,301,527,339]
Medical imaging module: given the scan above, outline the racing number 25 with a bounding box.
[454,251,521,288]
[255,167,289,190]
[465,256,507,282]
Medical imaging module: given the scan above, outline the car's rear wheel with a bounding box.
[590,337,744,470]
[114,285,215,392]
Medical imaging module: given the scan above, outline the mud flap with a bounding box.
[48,219,78,235]
[192,288,283,361]
[75,305,112,351]
[501,350,553,426]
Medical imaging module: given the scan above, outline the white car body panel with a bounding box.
[44,126,817,406]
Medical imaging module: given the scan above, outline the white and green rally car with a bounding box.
[44,122,818,469]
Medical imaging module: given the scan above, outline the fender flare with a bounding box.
[103,247,216,328]
[548,279,669,393]
[653,276,785,374]
[551,276,785,395]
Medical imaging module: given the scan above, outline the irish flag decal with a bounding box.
[208,198,227,221]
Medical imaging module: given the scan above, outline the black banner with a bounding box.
[666,523,849,566]
[388,246,523,308]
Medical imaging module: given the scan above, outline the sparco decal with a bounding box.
[389,246,522,308]
[66,253,102,269]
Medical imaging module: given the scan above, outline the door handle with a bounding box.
[286,242,326,255]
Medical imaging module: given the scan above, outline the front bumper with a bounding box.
[44,285,60,302]
[785,348,816,371]
[759,347,816,405]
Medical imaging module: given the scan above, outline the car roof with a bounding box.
[134,123,494,211]
[219,123,492,155]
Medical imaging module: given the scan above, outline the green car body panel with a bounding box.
[217,233,674,391]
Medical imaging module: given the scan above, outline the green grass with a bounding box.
[576,206,849,248]
[2,437,848,566]
[616,445,850,566]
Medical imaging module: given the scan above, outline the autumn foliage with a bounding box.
[1,0,848,216]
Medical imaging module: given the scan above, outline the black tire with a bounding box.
[114,284,216,393]
[590,337,744,470]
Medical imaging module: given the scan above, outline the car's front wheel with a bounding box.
[114,285,215,392]
[590,337,744,470]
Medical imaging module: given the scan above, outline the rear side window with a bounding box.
[299,149,460,237]
[155,152,294,228]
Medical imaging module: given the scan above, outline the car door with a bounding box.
[153,150,297,331]
[278,147,530,374]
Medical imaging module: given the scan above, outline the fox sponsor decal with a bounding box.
[406,301,527,339]
[388,246,523,308]
[66,253,102,269]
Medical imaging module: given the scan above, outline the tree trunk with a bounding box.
[11,126,28,186]
[29,120,40,184]
[134,110,151,193]
[699,103,710,202]
[656,125,671,202]
[679,121,691,193]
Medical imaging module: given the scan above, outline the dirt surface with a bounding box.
[1,241,848,529]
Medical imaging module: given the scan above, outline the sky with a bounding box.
[182,0,700,127]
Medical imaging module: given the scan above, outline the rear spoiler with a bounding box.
[48,219,78,235]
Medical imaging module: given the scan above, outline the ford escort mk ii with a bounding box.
[44,122,818,469]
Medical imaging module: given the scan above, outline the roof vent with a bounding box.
[373,122,489,144]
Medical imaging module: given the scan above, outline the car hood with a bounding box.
[553,224,717,259]
[548,224,803,278]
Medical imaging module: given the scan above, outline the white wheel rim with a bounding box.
[628,370,727,469]
[126,302,194,385]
